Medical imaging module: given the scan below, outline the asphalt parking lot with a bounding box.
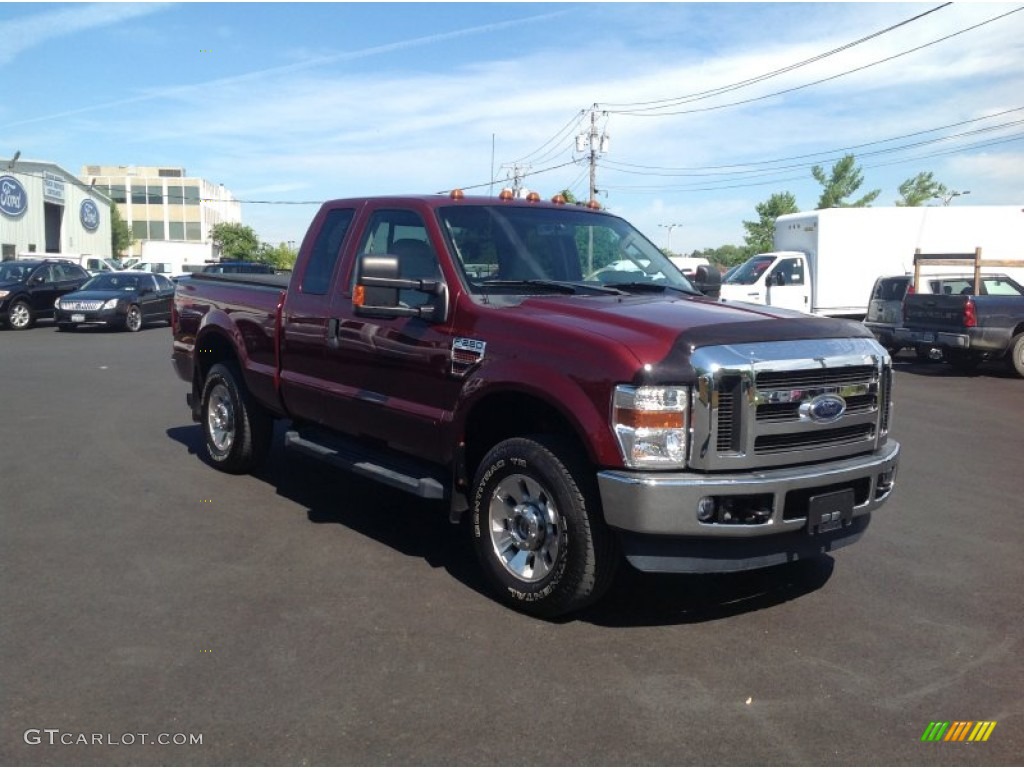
[1,322,1021,766]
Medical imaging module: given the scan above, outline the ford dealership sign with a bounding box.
[80,199,101,231]
[0,175,27,217]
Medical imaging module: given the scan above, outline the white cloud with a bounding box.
[0,3,170,66]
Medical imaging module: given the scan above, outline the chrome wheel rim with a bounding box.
[126,306,141,331]
[10,303,29,328]
[488,473,561,583]
[207,383,235,453]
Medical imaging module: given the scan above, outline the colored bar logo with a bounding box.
[921,721,997,742]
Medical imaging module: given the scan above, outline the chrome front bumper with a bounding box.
[598,440,900,538]
[598,440,899,573]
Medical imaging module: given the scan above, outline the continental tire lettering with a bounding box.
[472,459,506,538]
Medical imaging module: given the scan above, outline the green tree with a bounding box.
[110,204,134,257]
[811,154,880,209]
[558,188,579,204]
[210,222,261,261]
[259,242,298,270]
[896,172,947,206]
[742,192,799,254]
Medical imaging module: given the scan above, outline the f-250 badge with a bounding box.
[451,337,486,376]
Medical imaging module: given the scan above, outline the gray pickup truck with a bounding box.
[899,273,1024,376]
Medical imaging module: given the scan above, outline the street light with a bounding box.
[658,223,684,251]
[935,189,970,206]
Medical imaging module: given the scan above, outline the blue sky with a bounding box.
[2,2,1022,253]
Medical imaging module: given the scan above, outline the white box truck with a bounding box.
[719,206,1024,318]
[130,240,220,278]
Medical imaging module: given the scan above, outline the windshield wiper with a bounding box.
[480,279,624,296]
[605,281,702,296]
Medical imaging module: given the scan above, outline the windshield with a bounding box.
[723,255,775,286]
[438,205,694,294]
[83,273,142,291]
[0,263,35,282]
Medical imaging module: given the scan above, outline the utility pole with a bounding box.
[576,105,609,205]
[503,163,530,197]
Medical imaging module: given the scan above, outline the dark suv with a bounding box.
[0,260,91,330]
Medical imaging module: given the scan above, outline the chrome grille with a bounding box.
[755,424,874,454]
[690,338,890,471]
[61,300,103,311]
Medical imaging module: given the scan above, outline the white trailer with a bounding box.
[719,206,1024,318]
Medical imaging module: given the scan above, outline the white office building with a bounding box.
[79,165,242,258]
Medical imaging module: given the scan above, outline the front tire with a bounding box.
[1008,333,1024,378]
[124,304,143,332]
[8,299,33,330]
[200,362,272,474]
[471,436,618,618]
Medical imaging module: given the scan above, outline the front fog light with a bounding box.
[697,497,716,523]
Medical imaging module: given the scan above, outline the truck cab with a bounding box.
[719,251,809,313]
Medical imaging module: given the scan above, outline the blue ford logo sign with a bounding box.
[80,199,100,231]
[0,175,27,217]
[801,393,847,423]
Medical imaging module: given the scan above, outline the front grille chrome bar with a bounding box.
[689,338,890,471]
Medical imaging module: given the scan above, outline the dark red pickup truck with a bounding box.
[172,193,900,617]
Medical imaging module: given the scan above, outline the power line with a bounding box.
[600,106,1024,173]
[601,3,952,112]
[600,131,1024,194]
[608,6,1024,117]
[602,117,1024,180]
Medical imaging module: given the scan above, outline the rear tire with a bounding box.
[471,436,618,618]
[200,362,272,474]
[1008,333,1024,378]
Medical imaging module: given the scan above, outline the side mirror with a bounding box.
[353,253,448,323]
[693,264,722,299]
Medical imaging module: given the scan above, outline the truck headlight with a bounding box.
[612,385,689,469]
[102,298,119,310]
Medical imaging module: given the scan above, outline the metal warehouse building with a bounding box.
[0,159,112,261]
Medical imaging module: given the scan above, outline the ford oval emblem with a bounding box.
[80,199,100,231]
[0,175,28,218]
[801,393,847,423]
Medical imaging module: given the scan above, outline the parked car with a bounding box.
[201,261,277,275]
[54,271,175,332]
[865,276,914,354]
[900,273,1024,376]
[0,259,91,330]
[171,193,900,618]
[865,273,1021,359]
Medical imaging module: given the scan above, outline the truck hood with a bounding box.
[510,293,873,384]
